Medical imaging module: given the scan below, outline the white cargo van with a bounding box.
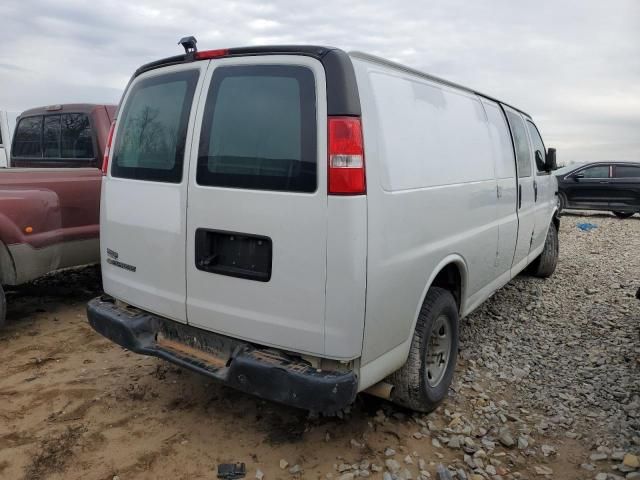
[88,40,559,412]
[0,111,18,167]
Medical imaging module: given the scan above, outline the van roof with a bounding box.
[349,51,532,119]
[132,45,531,119]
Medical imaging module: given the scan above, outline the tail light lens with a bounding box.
[102,121,115,175]
[328,116,365,195]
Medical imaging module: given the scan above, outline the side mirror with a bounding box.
[574,172,584,181]
[544,148,557,172]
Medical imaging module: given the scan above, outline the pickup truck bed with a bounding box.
[0,168,101,286]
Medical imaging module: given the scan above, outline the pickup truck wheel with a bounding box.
[528,222,559,278]
[612,211,634,219]
[0,284,6,328]
[389,287,459,413]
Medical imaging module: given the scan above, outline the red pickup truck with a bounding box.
[0,103,116,326]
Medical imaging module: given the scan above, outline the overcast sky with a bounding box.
[1,0,638,164]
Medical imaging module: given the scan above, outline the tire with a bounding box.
[557,193,567,213]
[612,211,635,219]
[0,284,5,329]
[389,287,459,413]
[528,222,559,278]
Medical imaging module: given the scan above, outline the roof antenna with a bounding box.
[179,36,198,58]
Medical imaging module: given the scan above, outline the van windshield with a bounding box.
[197,65,317,193]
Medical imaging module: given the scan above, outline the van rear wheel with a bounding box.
[389,287,459,412]
[0,284,6,328]
[528,222,559,278]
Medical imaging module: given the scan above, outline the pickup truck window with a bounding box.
[44,115,61,158]
[61,113,93,159]
[14,113,95,162]
[197,65,317,193]
[13,116,43,157]
[112,70,199,183]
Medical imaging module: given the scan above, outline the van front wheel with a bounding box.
[528,222,559,278]
[389,287,459,412]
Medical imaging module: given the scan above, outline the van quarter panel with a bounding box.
[324,195,367,359]
[352,57,500,365]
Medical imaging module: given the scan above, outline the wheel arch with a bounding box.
[0,240,17,285]
[407,255,467,347]
[358,255,467,392]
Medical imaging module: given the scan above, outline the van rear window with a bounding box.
[112,70,199,183]
[197,65,317,193]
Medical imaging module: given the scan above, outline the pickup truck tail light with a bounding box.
[328,116,366,195]
[102,121,115,175]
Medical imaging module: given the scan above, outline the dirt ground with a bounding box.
[1,213,638,480]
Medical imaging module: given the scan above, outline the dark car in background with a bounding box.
[556,161,640,218]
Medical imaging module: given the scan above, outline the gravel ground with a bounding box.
[0,212,638,480]
[458,212,640,478]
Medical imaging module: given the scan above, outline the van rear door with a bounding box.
[185,56,329,356]
[101,63,205,322]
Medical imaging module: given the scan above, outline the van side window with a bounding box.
[197,65,317,193]
[483,101,515,179]
[112,70,199,183]
[13,116,43,157]
[505,111,532,178]
[525,120,546,174]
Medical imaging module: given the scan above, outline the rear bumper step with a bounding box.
[86,296,357,412]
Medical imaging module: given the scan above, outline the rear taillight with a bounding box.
[195,49,229,60]
[102,121,115,175]
[328,116,365,195]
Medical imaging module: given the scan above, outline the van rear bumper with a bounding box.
[86,296,357,412]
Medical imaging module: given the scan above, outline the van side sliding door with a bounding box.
[481,100,518,280]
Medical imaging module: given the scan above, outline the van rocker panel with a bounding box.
[86,296,357,412]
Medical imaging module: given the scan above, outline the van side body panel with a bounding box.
[352,57,506,366]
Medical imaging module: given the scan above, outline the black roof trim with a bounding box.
[132,45,361,116]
